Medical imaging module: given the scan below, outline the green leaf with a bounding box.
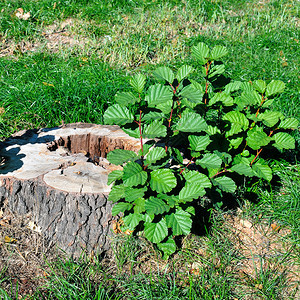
[206,125,221,135]
[150,169,177,193]
[115,92,139,106]
[252,163,272,181]
[122,126,140,139]
[197,153,222,169]
[104,104,134,125]
[213,176,236,193]
[143,120,167,139]
[257,111,283,127]
[153,66,175,83]
[183,170,212,189]
[145,197,170,215]
[239,90,261,106]
[157,238,177,259]
[229,137,244,149]
[211,45,228,60]
[171,148,183,164]
[272,132,295,150]
[142,111,165,122]
[224,81,242,93]
[123,213,143,230]
[176,65,195,82]
[279,118,299,129]
[188,135,211,151]
[130,73,146,94]
[112,202,132,216]
[145,84,173,107]
[165,210,192,235]
[179,184,206,201]
[176,110,207,132]
[209,92,234,106]
[191,42,210,64]
[208,64,225,79]
[125,187,147,202]
[266,80,285,97]
[123,162,148,187]
[107,170,123,185]
[179,85,203,104]
[144,218,168,243]
[230,163,254,177]
[108,184,125,203]
[107,149,138,165]
[223,111,249,137]
[133,198,145,214]
[145,147,167,165]
[252,80,266,94]
[246,127,271,150]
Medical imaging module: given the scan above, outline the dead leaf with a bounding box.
[240,219,252,228]
[15,8,31,20]
[42,82,54,87]
[4,235,17,243]
[53,2,57,9]
[271,223,280,232]
[27,221,42,233]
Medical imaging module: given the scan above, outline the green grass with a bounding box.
[0,0,299,298]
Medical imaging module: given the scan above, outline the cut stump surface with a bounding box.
[0,123,141,257]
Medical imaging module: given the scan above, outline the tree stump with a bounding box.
[0,123,141,257]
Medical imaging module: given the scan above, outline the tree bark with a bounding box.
[0,123,141,257]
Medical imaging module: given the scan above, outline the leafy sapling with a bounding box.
[103,42,298,258]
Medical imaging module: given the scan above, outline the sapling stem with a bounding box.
[180,157,195,174]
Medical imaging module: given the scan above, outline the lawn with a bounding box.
[0,0,299,299]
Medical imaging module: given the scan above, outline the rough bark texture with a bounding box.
[0,123,141,257]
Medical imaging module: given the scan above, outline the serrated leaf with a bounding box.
[206,125,221,135]
[279,118,299,129]
[211,45,228,60]
[229,137,244,149]
[130,73,146,94]
[122,126,140,139]
[209,92,234,106]
[125,187,147,202]
[239,90,261,106]
[176,110,207,132]
[108,184,125,203]
[188,135,211,151]
[246,127,271,150]
[123,162,147,187]
[144,218,168,243]
[157,237,177,259]
[112,202,132,216]
[179,184,206,201]
[179,85,203,103]
[115,92,139,106]
[191,42,210,64]
[165,210,192,235]
[142,111,165,122]
[145,147,167,165]
[272,132,295,150]
[224,81,242,93]
[153,66,175,83]
[266,80,285,97]
[208,64,225,79]
[213,176,236,193]
[257,111,283,127]
[104,104,134,125]
[143,120,167,139]
[223,111,249,137]
[107,170,123,185]
[230,163,254,177]
[252,163,272,181]
[145,197,170,215]
[145,84,173,107]
[158,194,179,208]
[176,65,195,82]
[107,149,138,165]
[133,198,145,213]
[252,80,266,94]
[123,213,143,230]
[171,148,183,164]
[197,153,222,169]
[183,170,212,188]
[150,169,177,193]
